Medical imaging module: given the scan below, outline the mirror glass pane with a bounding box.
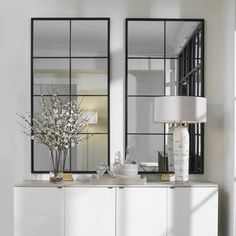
[166,21,201,58]
[127,135,164,171]
[71,59,107,95]
[165,59,178,96]
[178,58,203,96]
[34,142,70,171]
[128,21,164,57]
[71,134,108,171]
[128,59,164,95]
[33,142,50,171]
[33,59,70,95]
[72,96,108,133]
[71,20,108,57]
[34,21,70,57]
[128,97,164,133]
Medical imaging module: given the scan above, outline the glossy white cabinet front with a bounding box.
[65,187,116,236]
[14,187,64,236]
[167,187,218,236]
[116,187,167,236]
[14,184,218,236]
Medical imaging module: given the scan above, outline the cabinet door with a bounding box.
[65,187,115,236]
[116,187,167,236]
[14,187,64,236]
[167,187,218,236]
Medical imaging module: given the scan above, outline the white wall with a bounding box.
[0,0,232,235]
[220,0,235,235]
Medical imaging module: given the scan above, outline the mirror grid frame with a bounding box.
[125,18,204,174]
[31,17,110,173]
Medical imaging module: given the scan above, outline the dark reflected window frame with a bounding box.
[178,21,204,173]
[31,17,110,173]
[125,18,204,174]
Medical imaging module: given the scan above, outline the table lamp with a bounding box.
[153,96,207,182]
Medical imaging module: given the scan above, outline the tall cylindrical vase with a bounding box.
[173,126,189,182]
[49,149,68,182]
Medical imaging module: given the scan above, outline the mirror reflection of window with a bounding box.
[166,21,200,58]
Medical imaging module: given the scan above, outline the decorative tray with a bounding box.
[89,174,147,185]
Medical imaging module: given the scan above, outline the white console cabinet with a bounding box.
[14,182,218,236]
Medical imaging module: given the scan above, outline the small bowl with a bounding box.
[121,164,138,176]
[122,163,138,170]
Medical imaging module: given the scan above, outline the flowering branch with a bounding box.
[17,92,93,151]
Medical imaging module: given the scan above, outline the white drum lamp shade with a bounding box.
[153,96,207,124]
[153,96,207,182]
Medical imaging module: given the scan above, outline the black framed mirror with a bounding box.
[31,18,110,173]
[125,18,204,174]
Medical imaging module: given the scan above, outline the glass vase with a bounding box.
[49,149,68,182]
